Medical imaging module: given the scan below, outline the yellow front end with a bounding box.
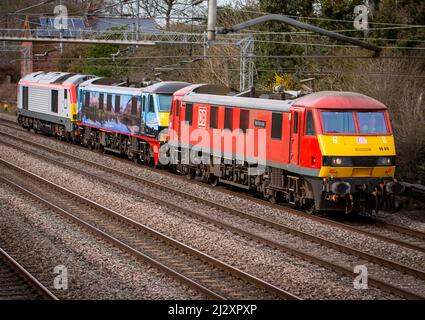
[70,102,77,122]
[158,112,170,127]
[317,135,396,178]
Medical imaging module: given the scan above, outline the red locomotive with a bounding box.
[168,85,400,214]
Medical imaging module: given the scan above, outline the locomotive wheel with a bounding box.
[186,169,195,180]
[268,196,277,204]
[268,192,278,204]
[210,176,219,187]
[303,199,316,215]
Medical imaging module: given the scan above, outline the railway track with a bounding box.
[0,247,58,300]
[0,127,424,299]
[0,158,299,300]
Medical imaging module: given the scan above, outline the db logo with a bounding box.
[198,107,207,127]
[357,137,367,144]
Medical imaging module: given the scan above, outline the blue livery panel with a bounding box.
[78,90,142,135]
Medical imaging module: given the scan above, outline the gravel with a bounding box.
[0,182,202,300]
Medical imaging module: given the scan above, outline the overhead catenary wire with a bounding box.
[7,54,425,62]
[12,0,55,14]
[250,39,425,50]
[7,9,425,46]
[5,2,425,84]
[217,7,425,28]
[232,24,425,36]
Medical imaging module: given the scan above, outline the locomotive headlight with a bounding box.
[323,156,353,167]
[377,156,394,166]
[333,157,343,165]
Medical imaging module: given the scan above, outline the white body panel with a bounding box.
[17,85,69,119]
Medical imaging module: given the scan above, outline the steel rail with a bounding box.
[0,247,58,300]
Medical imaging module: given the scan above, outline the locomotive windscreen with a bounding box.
[158,95,173,112]
[357,111,388,134]
[321,111,356,134]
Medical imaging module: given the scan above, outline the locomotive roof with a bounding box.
[182,90,386,112]
[174,83,239,97]
[79,77,144,95]
[19,72,94,85]
[79,79,190,95]
[141,81,190,94]
[182,92,294,112]
[294,91,387,110]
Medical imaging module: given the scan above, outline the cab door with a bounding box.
[148,94,156,126]
[140,94,147,134]
[290,108,302,165]
[171,99,182,139]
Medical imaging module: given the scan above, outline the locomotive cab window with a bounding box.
[51,90,58,113]
[305,110,316,136]
[142,96,146,113]
[149,95,155,113]
[185,103,193,125]
[84,92,90,109]
[115,95,121,113]
[321,111,355,134]
[293,111,299,134]
[176,101,180,117]
[131,97,138,115]
[271,113,283,140]
[357,111,388,134]
[107,94,112,111]
[158,95,172,112]
[99,93,104,110]
[224,108,233,130]
[22,86,28,110]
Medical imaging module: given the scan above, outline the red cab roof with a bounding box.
[294,91,387,110]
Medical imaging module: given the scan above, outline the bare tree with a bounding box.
[137,0,203,29]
